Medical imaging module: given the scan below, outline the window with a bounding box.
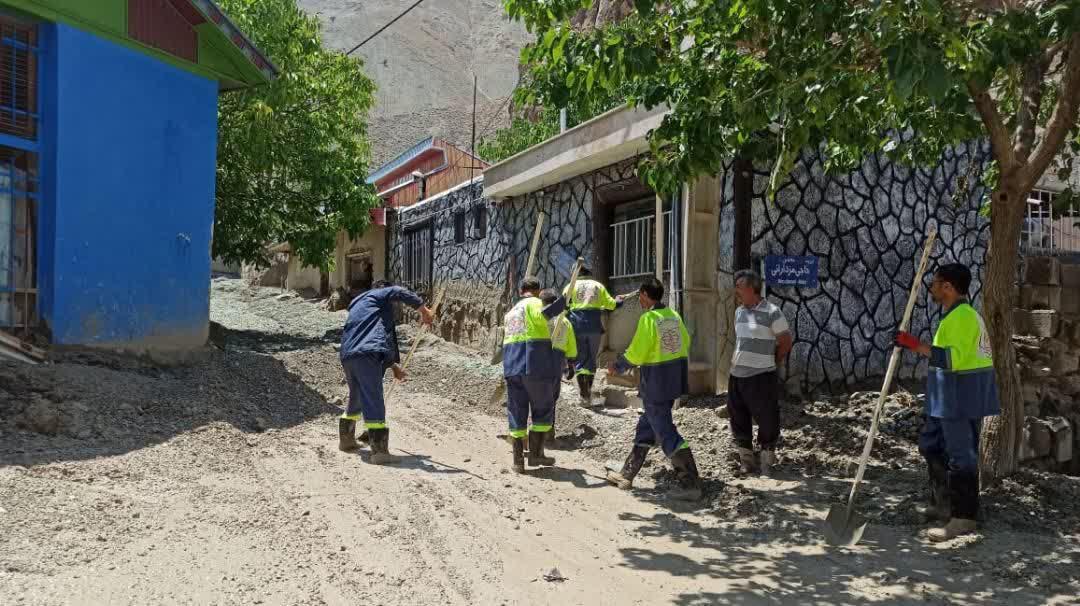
[610,198,674,279]
[0,17,38,141]
[473,204,487,239]
[1022,188,1080,253]
[401,222,432,288]
[454,211,467,244]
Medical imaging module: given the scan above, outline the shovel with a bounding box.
[824,228,937,547]
[489,257,584,407]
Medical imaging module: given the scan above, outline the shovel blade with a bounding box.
[824,504,868,547]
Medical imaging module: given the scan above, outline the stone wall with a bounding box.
[718,141,994,395]
[389,177,595,351]
[1013,256,1080,473]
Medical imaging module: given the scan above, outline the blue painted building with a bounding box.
[0,1,275,348]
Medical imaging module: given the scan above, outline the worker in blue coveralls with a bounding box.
[563,266,618,405]
[895,263,999,541]
[503,276,566,474]
[338,280,435,464]
[540,288,577,432]
[605,277,703,501]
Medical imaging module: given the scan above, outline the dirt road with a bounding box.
[1,280,1077,605]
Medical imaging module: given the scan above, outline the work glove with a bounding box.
[565,362,575,381]
[894,331,920,351]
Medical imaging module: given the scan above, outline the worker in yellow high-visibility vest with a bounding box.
[502,277,566,473]
[605,277,702,501]
[895,263,999,542]
[563,266,617,405]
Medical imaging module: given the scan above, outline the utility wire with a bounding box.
[345,0,428,56]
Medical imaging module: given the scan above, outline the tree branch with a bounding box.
[1026,33,1080,190]
[1014,56,1048,161]
[968,80,1017,171]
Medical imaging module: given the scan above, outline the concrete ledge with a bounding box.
[483,104,670,199]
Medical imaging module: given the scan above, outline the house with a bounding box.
[389,104,996,396]
[276,137,487,300]
[0,0,275,349]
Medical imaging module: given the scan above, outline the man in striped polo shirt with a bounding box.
[728,269,793,477]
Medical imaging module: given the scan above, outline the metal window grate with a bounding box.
[1021,189,1080,254]
[0,18,37,141]
[611,210,673,279]
[401,223,432,288]
[0,149,38,328]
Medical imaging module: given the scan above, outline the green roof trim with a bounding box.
[0,0,276,89]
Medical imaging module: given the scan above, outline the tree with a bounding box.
[505,0,1080,480]
[215,0,378,270]
[478,90,623,163]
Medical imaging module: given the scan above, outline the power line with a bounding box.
[476,80,519,142]
[345,0,428,56]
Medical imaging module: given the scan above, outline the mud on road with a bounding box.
[0,278,1077,605]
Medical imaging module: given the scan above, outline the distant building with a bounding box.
[278,138,487,299]
[1,0,275,348]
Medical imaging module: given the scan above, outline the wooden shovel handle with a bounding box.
[845,229,937,513]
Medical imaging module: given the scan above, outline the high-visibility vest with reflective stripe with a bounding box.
[503,297,560,378]
[622,305,690,402]
[564,279,616,334]
[549,316,577,361]
[927,302,1000,419]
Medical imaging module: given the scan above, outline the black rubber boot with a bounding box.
[669,448,704,501]
[512,437,526,473]
[368,428,403,465]
[338,418,359,452]
[527,431,555,466]
[930,470,979,541]
[606,444,650,489]
[576,375,590,405]
[358,431,370,444]
[585,375,595,403]
[917,457,950,522]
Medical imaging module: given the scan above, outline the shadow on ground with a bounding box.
[0,327,340,469]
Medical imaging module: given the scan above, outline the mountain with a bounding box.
[298,0,530,166]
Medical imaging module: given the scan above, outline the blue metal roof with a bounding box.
[366,137,437,184]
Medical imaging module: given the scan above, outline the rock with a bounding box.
[1024,417,1053,459]
[1061,262,1080,288]
[1021,285,1062,311]
[327,288,349,312]
[1060,375,1080,397]
[602,386,641,409]
[1052,352,1080,375]
[1024,366,1053,379]
[20,397,61,436]
[1022,383,1042,407]
[1063,288,1080,315]
[1023,256,1061,286]
[1027,310,1060,338]
[1048,417,1073,463]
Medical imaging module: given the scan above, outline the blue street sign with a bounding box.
[764,255,819,288]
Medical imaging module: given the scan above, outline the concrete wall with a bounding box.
[285,258,323,295]
[42,23,219,348]
[331,227,386,291]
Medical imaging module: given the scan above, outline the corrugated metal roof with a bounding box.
[366,137,437,184]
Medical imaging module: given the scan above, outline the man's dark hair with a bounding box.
[639,277,664,302]
[372,279,392,289]
[936,263,972,296]
[539,288,558,305]
[734,269,762,291]
[579,265,592,277]
[521,276,541,294]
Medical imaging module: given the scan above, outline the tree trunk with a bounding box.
[979,183,1026,484]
